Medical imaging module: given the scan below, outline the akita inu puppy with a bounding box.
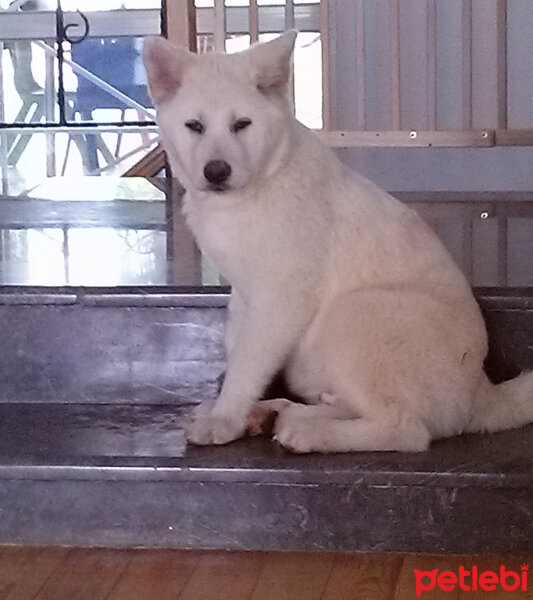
[143,32,533,453]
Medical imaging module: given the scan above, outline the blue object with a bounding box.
[71,37,153,112]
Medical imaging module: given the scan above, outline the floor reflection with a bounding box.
[0,176,205,286]
[1,227,167,286]
[0,177,531,288]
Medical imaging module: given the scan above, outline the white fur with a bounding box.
[143,33,533,453]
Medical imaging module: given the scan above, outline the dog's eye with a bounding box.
[185,119,204,134]
[232,118,252,133]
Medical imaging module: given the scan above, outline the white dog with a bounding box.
[143,32,533,453]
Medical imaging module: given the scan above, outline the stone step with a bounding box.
[1,402,532,553]
[0,287,531,403]
[0,287,532,552]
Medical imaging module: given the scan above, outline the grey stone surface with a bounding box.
[0,288,531,402]
[0,403,532,552]
[0,303,225,404]
[0,288,531,552]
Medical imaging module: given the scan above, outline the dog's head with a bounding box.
[143,31,297,194]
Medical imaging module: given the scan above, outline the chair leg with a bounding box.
[61,135,73,176]
[94,134,115,169]
[115,108,126,157]
[85,134,100,171]
[68,133,93,174]
[77,110,100,171]
[5,100,32,151]
[137,111,149,146]
[7,100,42,166]
[80,119,115,172]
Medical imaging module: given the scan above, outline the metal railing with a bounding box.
[0,2,161,188]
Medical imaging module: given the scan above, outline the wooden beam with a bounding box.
[124,125,533,178]
[123,145,166,177]
[318,129,494,148]
[495,129,533,146]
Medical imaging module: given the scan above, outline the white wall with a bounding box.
[336,146,533,192]
[329,0,532,192]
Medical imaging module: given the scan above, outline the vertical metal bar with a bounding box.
[249,0,259,44]
[462,0,472,129]
[0,42,8,194]
[214,0,227,53]
[56,0,67,125]
[426,0,437,130]
[45,45,56,177]
[462,218,473,282]
[285,0,295,29]
[496,0,508,130]
[284,0,296,107]
[62,226,70,286]
[497,216,508,286]
[320,0,331,131]
[355,0,366,130]
[165,176,174,284]
[389,0,401,130]
[164,0,197,51]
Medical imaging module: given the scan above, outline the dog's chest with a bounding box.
[184,199,258,284]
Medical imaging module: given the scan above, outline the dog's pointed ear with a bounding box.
[248,30,297,93]
[143,37,196,103]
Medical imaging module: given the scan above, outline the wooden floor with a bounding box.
[0,547,531,599]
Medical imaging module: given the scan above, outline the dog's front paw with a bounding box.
[186,412,246,446]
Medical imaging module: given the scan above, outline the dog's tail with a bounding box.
[465,371,533,433]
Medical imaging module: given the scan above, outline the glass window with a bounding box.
[0,0,161,191]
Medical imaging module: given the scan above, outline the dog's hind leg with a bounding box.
[273,404,431,453]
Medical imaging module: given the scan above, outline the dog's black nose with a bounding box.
[204,160,232,186]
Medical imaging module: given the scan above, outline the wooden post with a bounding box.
[165,0,197,51]
[214,0,226,52]
[126,0,197,177]
[285,0,295,29]
[250,0,259,44]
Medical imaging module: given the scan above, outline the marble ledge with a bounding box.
[0,287,232,307]
[0,286,532,309]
